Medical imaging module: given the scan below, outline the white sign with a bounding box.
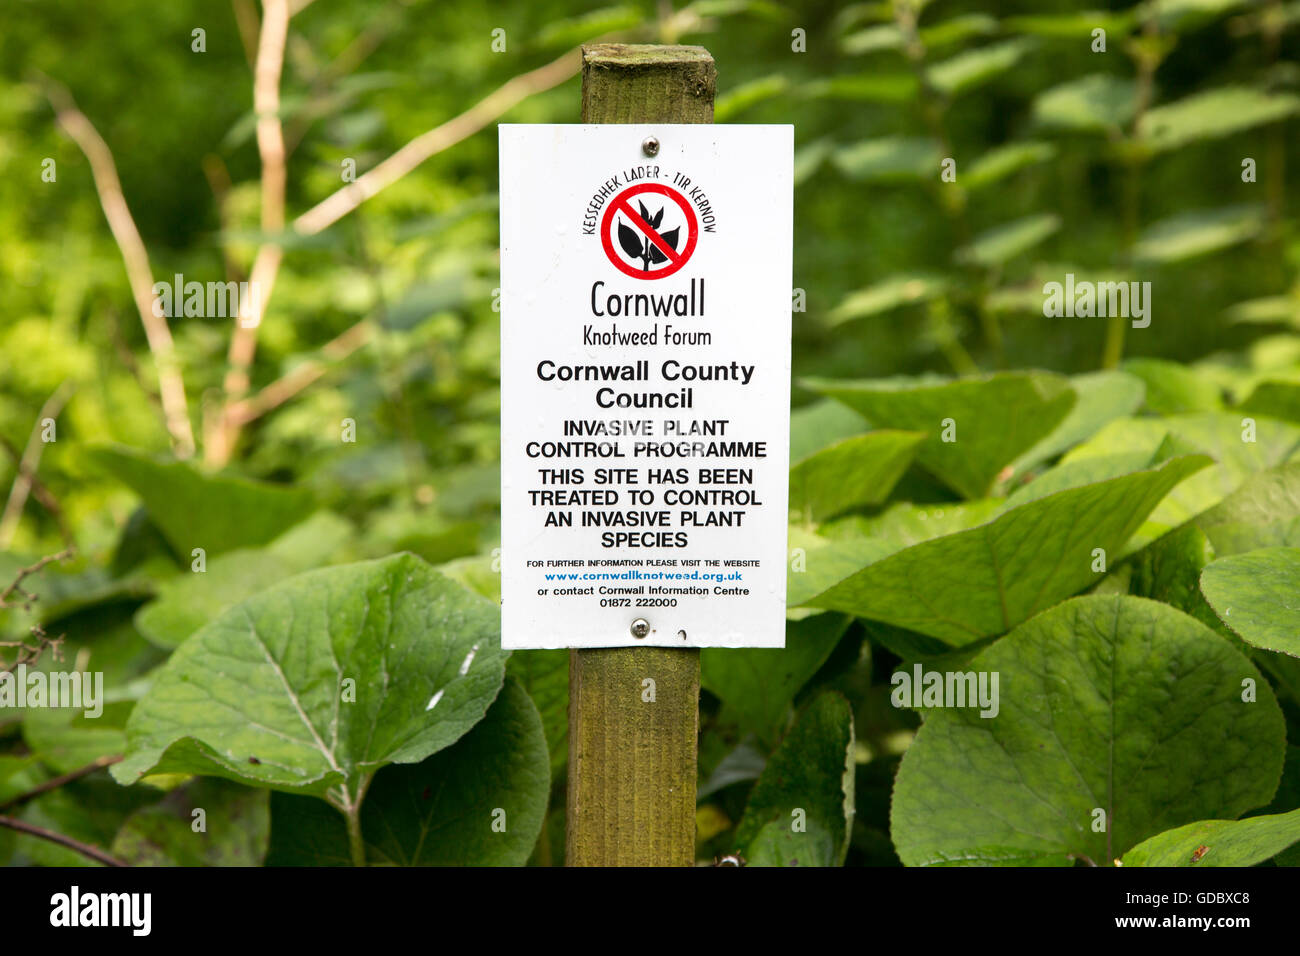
[499,124,792,649]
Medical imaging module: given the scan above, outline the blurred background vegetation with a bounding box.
[1,0,1298,865]
[1,0,1297,556]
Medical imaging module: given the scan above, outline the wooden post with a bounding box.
[566,43,715,867]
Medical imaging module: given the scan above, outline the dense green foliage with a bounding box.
[2,0,1300,866]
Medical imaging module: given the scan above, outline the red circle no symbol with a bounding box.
[600,183,698,280]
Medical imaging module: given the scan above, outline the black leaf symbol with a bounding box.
[638,200,651,221]
[647,227,679,264]
[651,207,664,229]
[618,220,644,261]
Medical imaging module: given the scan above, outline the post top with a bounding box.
[581,43,714,69]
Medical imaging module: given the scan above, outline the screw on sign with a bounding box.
[601,181,699,279]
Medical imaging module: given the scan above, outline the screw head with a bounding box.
[630,618,650,639]
[642,135,660,157]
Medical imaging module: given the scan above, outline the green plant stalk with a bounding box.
[345,805,366,867]
[1107,16,1164,369]
[329,776,373,866]
[892,0,996,366]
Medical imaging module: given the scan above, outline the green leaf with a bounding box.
[892,595,1285,866]
[1201,547,1300,658]
[1226,295,1300,328]
[789,430,925,522]
[788,399,867,463]
[12,775,160,867]
[805,456,1210,645]
[799,74,919,104]
[831,137,942,182]
[702,614,851,742]
[23,703,131,775]
[1011,370,1146,471]
[926,39,1037,98]
[735,692,855,866]
[840,24,902,55]
[1006,11,1136,37]
[1195,462,1300,555]
[827,272,949,325]
[956,213,1061,267]
[1241,381,1300,424]
[1123,809,1300,867]
[111,778,269,866]
[919,13,998,48]
[1127,524,1222,632]
[437,552,502,603]
[1134,205,1266,263]
[803,371,1076,499]
[1122,358,1224,413]
[265,679,548,866]
[964,141,1056,190]
[505,649,568,774]
[134,512,354,649]
[1138,87,1300,153]
[1001,451,1154,510]
[786,529,897,615]
[112,553,506,803]
[793,138,834,186]
[1152,0,1248,31]
[838,499,1004,550]
[534,5,644,47]
[88,445,316,557]
[715,75,788,121]
[1033,74,1137,132]
[1064,413,1300,533]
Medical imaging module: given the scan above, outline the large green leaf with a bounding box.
[112,553,506,805]
[110,778,270,866]
[1010,370,1146,470]
[789,430,924,522]
[265,679,548,866]
[1123,809,1300,867]
[1241,381,1300,424]
[734,692,855,866]
[1064,413,1300,532]
[804,456,1209,645]
[892,595,1285,866]
[88,445,317,557]
[1194,462,1300,555]
[1122,358,1223,413]
[803,372,1076,499]
[786,529,897,616]
[834,499,1004,551]
[1127,524,1221,632]
[1200,547,1300,658]
[788,399,867,463]
[702,613,851,743]
[1001,451,1154,510]
[505,649,568,774]
[134,512,353,649]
